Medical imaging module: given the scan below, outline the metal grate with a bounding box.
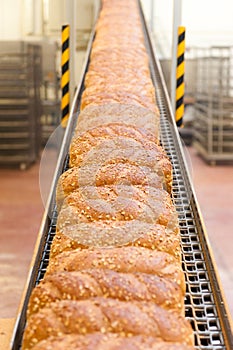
[161,115,225,349]
[35,155,71,285]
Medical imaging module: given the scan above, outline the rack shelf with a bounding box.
[0,41,42,169]
[193,46,233,163]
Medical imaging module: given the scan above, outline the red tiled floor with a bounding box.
[0,163,44,318]
[0,146,59,319]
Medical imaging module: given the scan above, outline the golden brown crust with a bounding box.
[46,247,185,292]
[90,47,148,63]
[56,164,165,209]
[56,186,178,235]
[69,123,159,166]
[88,57,149,72]
[80,90,158,113]
[69,126,172,191]
[30,333,195,350]
[27,269,184,317]
[74,103,160,137]
[81,0,157,114]
[84,70,152,89]
[22,298,194,350]
[50,222,180,260]
[74,122,158,144]
[82,82,155,101]
[71,148,172,193]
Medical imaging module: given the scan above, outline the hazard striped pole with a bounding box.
[61,24,70,128]
[176,26,186,127]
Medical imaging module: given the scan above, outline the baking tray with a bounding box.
[10,1,233,349]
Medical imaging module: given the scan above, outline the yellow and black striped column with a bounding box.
[61,24,70,128]
[176,26,186,127]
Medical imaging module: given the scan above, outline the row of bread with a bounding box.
[21,0,195,349]
[81,0,158,113]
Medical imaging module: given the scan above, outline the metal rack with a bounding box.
[40,41,60,145]
[10,3,233,349]
[193,46,233,164]
[0,41,42,169]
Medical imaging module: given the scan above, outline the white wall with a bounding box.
[0,0,23,39]
[1,0,233,60]
[142,0,233,58]
[183,0,233,47]
[0,0,99,91]
[0,0,98,40]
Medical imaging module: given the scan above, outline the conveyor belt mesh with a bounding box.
[160,117,225,349]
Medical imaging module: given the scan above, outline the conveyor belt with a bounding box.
[11,2,233,349]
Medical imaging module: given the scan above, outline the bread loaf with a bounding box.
[74,104,160,137]
[56,164,165,209]
[22,298,194,350]
[45,247,185,293]
[56,186,178,233]
[72,122,159,145]
[83,77,155,96]
[84,70,155,91]
[69,134,172,191]
[50,222,180,259]
[69,141,172,183]
[30,333,195,350]
[81,0,156,113]
[80,90,158,113]
[27,269,184,316]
